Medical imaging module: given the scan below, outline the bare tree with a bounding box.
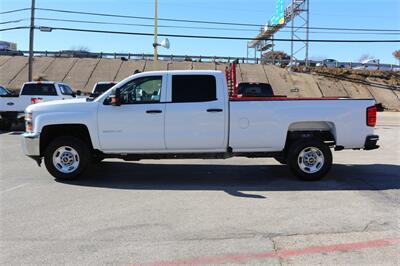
[70,46,90,52]
[393,50,400,65]
[262,51,289,60]
[358,54,375,62]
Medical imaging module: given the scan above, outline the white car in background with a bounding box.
[354,59,380,70]
[316,59,345,68]
[0,81,79,130]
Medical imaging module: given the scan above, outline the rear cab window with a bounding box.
[171,75,216,103]
[21,83,57,96]
[93,83,116,94]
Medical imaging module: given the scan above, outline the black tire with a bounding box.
[287,138,332,181]
[0,119,12,131]
[44,136,90,180]
[91,156,104,164]
[274,156,287,165]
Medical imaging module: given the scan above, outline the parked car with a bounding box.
[0,81,79,130]
[57,50,99,58]
[316,59,344,68]
[354,59,380,70]
[22,70,379,181]
[90,81,117,98]
[0,85,14,129]
[0,85,13,96]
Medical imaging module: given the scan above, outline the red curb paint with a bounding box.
[134,238,400,266]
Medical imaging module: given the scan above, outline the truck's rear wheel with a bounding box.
[288,139,332,181]
[44,136,90,180]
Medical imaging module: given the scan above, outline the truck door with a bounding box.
[165,74,227,151]
[97,75,167,152]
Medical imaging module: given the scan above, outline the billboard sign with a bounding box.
[269,0,285,26]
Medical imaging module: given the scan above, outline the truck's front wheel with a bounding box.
[44,136,90,180]
[288,139,332,181]
[0,119,12,131]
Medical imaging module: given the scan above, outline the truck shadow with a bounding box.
[59,162,400,198]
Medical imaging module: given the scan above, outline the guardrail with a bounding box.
[6,50,400,71]
[20,50,259,64]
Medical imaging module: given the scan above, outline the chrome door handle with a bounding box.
[207,108,223,112]
[146,110,162,114]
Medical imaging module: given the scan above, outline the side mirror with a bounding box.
[76,90,82,96]
[110,87,121,106]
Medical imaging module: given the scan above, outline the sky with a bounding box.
[1,0,399,64]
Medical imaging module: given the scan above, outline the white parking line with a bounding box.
[1,183,29,194]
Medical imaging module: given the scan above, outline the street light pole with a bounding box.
[28,0,35,81]
[153,0,158,70]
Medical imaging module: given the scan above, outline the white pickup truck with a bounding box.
[21,70,379,181]
[0,81,77,130]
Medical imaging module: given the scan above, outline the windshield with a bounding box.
[0,86,9,96]
[59,84,74,95]
[93,83,116,94]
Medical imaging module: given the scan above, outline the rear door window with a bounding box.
[171,75,216,103]
[21,83,57,96]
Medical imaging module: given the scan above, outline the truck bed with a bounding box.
[229,98,376,152]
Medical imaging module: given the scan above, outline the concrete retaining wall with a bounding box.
[0,56,28,88]
[9,57,55,90]
[63,58,99,91]
[84,59,122,91]
[0,56,398,110]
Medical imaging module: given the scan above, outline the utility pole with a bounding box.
[28,0,35,81]
[305,0,310,67]
[153,0,158,70]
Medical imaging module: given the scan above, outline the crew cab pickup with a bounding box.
[0,81,77,130]
[21,70,379,181]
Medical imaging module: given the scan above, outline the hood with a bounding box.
[25,98,92,113]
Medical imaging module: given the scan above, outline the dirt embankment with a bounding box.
[292,67,400,88]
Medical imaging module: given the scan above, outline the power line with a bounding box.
[0,26,30,32]
[0,19,24,25]
[33,17,400,35]
[0,8,30,15]
[35,7,400,32]
[34,17,258,32]
[37,26,400,42]
[1,24,399,39]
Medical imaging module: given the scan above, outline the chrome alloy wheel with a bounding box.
[52,146,80,174]
[297,146,325,174]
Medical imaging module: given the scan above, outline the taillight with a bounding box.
[31,97,43,104]
[367,105,377,127]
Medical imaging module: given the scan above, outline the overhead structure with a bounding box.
[248,0,310,66]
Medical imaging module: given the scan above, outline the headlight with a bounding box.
[25,112,33,132]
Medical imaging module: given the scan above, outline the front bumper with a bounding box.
[364,135,379,150]
[21,132,40,156]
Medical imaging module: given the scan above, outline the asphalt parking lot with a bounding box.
[1,112,399,265]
